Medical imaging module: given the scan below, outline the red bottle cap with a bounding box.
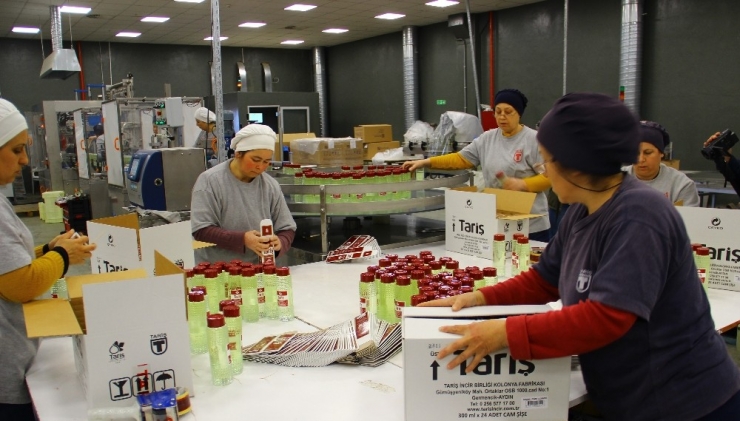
[404,255,417,261]
[240,262,253,268]
[691,243,703,252]
[366,265,380,274]
[223,305,240,318]
[411,294,427,307]
[418,279,431,288]
[447,280,462,290]
[341,166,351,170]
[228,266,241,276]
[696,247,710,256]
[410,270,425,280]
[188,291,205,302]
[445,260,459,270]
[429,261,442,270]
[465,266,480,273]
[276,267,290,276]
[483,267,497,277]
[193,266,206,275]
[230,259,243,265]
[461,278,475,288]
[381,273,396,284]
[513,233,525,240]
[207,313,226,328]
[263,265,276,275]
[374,269,386,280]
[253,264,263,274]
[192,286,207,295]
[396,275,411,286]
[353,165,364,170]
[186,269,195,278]
[241,267,256,277]
[361,272,375,283]
[378,258,391,268]
[385,254,399,262]
[219,300,236,312]
[204,269,218,278]
[419,250,433,257]
[517,237,530,244]
[460,286,474,293]
[423,291,438,300]
[494,234,506,241]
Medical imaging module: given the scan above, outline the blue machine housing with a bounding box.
[127,150,166,211]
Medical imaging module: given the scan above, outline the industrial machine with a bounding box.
[126,148,206,211]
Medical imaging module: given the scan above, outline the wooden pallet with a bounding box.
[13,202,40,217]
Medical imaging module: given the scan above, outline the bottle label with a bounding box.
[230,288,243,305]
[355,193,364,200]
[228,330,237,350]
[698,269,706,285]
[277,290,290,307]
[332,193,342,199]
[258,287,265,304]
[360,297,367,313]
[395,300,405,319]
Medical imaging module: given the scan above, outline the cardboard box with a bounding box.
[403,306,571,421]
[86,213,196,276]
[23,254,194,410]
[354,124,393,144]
[662,159,680,170]
[676,207,740,291]
[275,132,316,161]
[291,137,364,167]
[445,188,540,259]
[364,140,401,160]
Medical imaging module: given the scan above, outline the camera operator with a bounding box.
[704,131,740,197]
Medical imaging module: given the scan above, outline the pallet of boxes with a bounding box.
[354,124,400,161]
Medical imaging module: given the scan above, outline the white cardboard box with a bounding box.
[23,254,193,410]
[86,213,195,276]
[446,188,539,259]
[403,306,570,421]
[676,207,740,292]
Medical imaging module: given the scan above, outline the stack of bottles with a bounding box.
[290,164,419,204]
[185,260,295,386]
[691,243,712,292]
[359,251,504,324]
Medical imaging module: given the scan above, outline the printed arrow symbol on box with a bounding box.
[431,360,440,381]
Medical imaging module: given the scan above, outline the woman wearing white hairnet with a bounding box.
[194,107,218,156]
[0,99,96,420]
[190,124,296,264]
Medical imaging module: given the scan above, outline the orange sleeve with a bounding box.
[0,252,65,303]
[429,153,474,170]
[522,174,551,193]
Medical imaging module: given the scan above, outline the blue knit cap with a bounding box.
[494,89,528,116]
[537,93,640,175]
[639,121,670,153]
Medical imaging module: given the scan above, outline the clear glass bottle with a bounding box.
[331,173,342,204]
[517,237,530,274]
[691,243,702,271]
[359,272,375,315]
[493,233,506,275]
[352,173,364,203]
[377,170,389,202]
[696,247,711,292]
[394,275,414,321]
[187,291,208,355]
[482,267,498,287]
[212,262,229,301]
[204,269,219,314]
[222,305,243,375]
[263,265,278,320]
[341,172,352,203]
[207,313,233,386]
[240,266,259,322]
[511,233,526,276]
[365,171,377,202]
[50,278,68,299]
[378,273,396,323]
[276,267,294,321]
[254,264,265,318]
[468,270,483,290]
[227,265,243,314]
[185,269,195,290]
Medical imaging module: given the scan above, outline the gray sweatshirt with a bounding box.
[624,163,700,207]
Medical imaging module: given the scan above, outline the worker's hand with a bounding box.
[704,132,732,162]
[437,319,509,372]
[48,229,76,249]
[500,176,527,191]
[268,235,282,252]
[211,137,218,153]
[244,230,272,256]
[419,291,486,311]
[402,158,429,173]
[55,234,96,265]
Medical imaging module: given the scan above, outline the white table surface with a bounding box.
[26,242,739,420]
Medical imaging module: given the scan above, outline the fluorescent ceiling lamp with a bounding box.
[12,26,40,34]
[281,40,304,45]
[284,4,316,11]
[323,28,348,34]
[204,36,228,41]
[426,0,459,7]
[174,0,205,2]
[375,13,405,20]
[59,6,91,14]
[116,32,141,37]
[141,16,170,23]
[239,22,266,28]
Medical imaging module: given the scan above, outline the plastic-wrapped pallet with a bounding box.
[42,191,64,223]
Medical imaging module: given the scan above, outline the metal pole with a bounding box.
[563,0,569,95]
[464,0,482,119]
[320,185,328,257]
[211,0,225,163]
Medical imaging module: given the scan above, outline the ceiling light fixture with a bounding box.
[375,13,405,20]
[426,0,459,7]
[204,36,228,41]
[12,26,41,34]
[141,17,170,23]
[322,28,348,34]
[284,4,316,12]
[239,22,266,28]
[281,40,304,45]
[59,6,92,14]
[116,32,141,37]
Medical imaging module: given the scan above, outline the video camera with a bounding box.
[702,129,739,160]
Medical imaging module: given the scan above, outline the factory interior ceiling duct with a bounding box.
[39,5,82,80]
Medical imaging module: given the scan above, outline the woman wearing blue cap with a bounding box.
[403,89,551,241]
[423,93,740,420]
[624,121,700,206]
